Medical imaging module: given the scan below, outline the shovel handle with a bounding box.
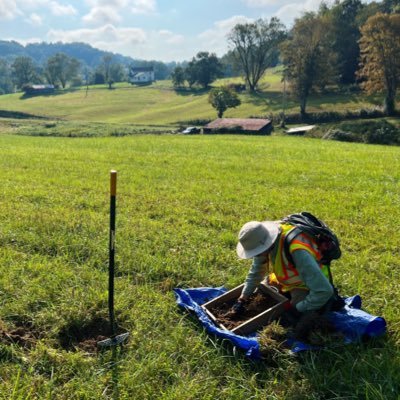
[110,170,117,196]
[109,170,117,335]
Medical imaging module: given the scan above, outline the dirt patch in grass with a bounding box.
[58,317,128,353]
[0,320,42,349]
[208,292,277,330]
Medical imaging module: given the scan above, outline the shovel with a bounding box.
[98,170,129,348]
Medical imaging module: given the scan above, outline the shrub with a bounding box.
[265,107,387,125]
[323,129,361,143]
[364,121,400,145]
[322,120,400,145]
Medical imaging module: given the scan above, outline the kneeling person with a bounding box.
[234,219,334,319]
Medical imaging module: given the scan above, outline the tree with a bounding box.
[171,66,185,87]
[380,0,400,13]
[184,62,197,88]
[45,53,80,88]
[0,59,14,94]
[228,17,286,92]
[280,13,337,118]
[208,86,241,118]
[101,55,125,89]
[358,13,400,115]
[11,56,37,89]
[185,52,223,88]
[93,69,105,85]
[328,0,364,84]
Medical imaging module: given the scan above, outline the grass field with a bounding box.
[1,132,399,399]
[0,69,391,129]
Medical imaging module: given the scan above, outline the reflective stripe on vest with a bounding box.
[270,223,330,291]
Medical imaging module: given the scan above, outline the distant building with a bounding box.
[129,67,155,84]
[285,125,316,135]
[203,118,273,135]
[23,84,55,95]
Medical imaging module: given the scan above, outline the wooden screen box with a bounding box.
[201,283,288,336]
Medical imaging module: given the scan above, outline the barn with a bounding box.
[203,118,273,135]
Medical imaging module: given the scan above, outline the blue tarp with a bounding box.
[174,287,386,359]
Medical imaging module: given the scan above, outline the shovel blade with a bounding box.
[97,332,129,348]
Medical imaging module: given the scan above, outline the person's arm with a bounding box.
[239,254,269,300]
[291,250,334,313]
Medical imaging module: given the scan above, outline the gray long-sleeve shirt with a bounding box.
[241,249,333,312]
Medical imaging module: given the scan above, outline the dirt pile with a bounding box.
[208,292,277,330]
[0,320,41,348]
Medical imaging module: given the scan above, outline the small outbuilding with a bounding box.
[203,118,272,135]
[285,125,316,135]
[23,84,55,95]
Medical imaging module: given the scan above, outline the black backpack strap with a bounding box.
[283,226,303,264]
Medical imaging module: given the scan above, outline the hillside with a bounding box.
[0,73,391,129]
[0,40,176,80]
[0,40,135,67]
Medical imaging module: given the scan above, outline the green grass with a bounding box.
[0,70,395,129]
[0,132,399,399]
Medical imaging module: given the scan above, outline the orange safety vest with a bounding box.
[269,223,331,292]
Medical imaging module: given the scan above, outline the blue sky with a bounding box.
[0,0,369,62]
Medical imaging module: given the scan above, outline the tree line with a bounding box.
[0,0,399,116]
[172,0,400,116]
[2,53,125,92]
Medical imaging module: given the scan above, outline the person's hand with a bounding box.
[231,300,245,314]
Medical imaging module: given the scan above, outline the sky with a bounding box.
[0,0,371,62]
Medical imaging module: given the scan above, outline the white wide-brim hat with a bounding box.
[236,221,280,259]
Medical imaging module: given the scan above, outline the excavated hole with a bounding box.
[58,317,127,353]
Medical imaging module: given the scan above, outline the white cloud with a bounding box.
[242,0,284,6]
[275,0,331,25]
[26,12,43,26]
[198,15,253,56]
[50,1,77,16]
[86,0,129,6]
[158,30,184,45]
[47,24,147,52]
[83,7,122,25]
[0,0,20,19]
[131,0,156,14]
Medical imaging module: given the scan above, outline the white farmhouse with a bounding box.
[129,67,155,84]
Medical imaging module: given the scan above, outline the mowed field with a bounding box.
[1,132,400,399]
[0,70,387,127]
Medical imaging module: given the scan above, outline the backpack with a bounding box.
[282,211,341,265]
[282,212,345,312]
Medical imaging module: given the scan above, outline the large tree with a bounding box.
[228,17,286,92]
[185,52,223,88]
[380,0,400,13]
[208,86,241,118]
[280,13,337,118]
[358,13,400,115]
[328,0,364,84]
[45,53,80,88]
[171,66,185,87]
[101,55,125,89]
[11,56,37,89]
